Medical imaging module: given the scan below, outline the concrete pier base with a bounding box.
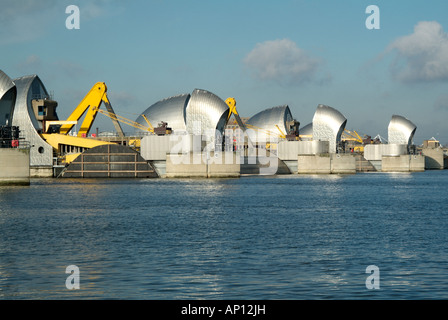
[166,152,240,178]
[240,156,291,175]
[30,166,54,178]
[298,154,331,174]
[331,154,357,174]
[0,148,30,185]
[421,147,444,170]
[382,154,425,172]
[297,153,356,174]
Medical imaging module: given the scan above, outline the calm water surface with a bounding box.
[1,171,448,299]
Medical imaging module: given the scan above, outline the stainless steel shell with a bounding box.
[364,144,409,161]
[246,105,294,143]
[136,94,189,134]
[11,75,55,167]
[0,70,17,126]
[312,104,347,153]
[136,89,230,142]
[388,115,416,146]
[0,70,15,97]
[185,89,229,138]
[299,122,313,140]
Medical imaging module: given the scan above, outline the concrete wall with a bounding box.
[240,156,291,175]
[165,152,240,178]
[297,153,356,174]
[330,154,357,174]
[0,148,30,185]
[30,166,53,178]
[382,155,425,172]
[421,147,444,170]
[208,152,240,178]
[410,155,425,172]
[298,154,331,174]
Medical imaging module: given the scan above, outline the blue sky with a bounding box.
[1,0,448,144]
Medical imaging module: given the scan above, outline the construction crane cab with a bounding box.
[277,120,300,141]
[153,121,172,136]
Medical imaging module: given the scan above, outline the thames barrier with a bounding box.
[1,69,446,184]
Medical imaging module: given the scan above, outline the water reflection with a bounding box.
[387,172,413,180]
[1,172,448,299]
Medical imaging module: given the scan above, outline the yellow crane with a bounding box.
[342,129,363,143]
[92,107,152,133]
[41,82,123,164]
[92,107,172,136]
[342,129,365,153]
[41,82,152,164]
[225,97,254,149]
[244,123,285,140]
[59,82,125,138]
[42,82,172,164]
[225,98,247,132]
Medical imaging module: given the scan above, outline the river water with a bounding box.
[1,171,447,300]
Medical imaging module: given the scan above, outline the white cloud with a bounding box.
[387,21,448,83]
[244,39,326,86]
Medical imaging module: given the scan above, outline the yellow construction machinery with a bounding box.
[343,129,363,143]
[225,98,248,133]
[58,82,125,138]
[342,129,365,153]
[41,82,151,164]
[40,82,127,164]
[275,125,287,139]
[41,82,175,164]
[41,132,114,164]
[91,106,172,136]
[225,97,254,148]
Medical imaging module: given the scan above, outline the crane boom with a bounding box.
[101,92,125,138]
[275,125,286,139]
[92,107,154,133]
[59,82,124,138]
[225,98,247,131]
[342,129,363,143]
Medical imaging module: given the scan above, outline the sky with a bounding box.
[1,0,448,144]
